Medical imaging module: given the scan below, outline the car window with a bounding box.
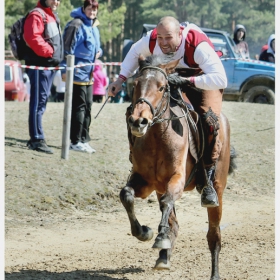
[5,65,13,82]
[206,34,231,58]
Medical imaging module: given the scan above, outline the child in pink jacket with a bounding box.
[93,60,108,103]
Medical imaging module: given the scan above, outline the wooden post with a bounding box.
[61,55,74,159]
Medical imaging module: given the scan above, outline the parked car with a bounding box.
[5,60,28,101]
[123,24,275,104]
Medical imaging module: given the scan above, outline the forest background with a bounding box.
[4,0,275,68]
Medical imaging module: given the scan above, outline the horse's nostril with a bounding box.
[137,117,148,128]
[129,116,149,128]
[128,116,135,125]
[140,118,148,126]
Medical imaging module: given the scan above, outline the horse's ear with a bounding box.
[160,58,181,75]
[139,54,146,62]
[166,58,181,74]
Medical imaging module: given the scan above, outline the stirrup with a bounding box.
[201,183,219,208]
[200,166,219,207]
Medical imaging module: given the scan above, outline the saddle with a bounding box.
[169,83,209,191]
[169,85,204,164]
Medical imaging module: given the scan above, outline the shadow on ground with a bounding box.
[5,267,145,279]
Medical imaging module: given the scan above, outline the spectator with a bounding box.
[261,44,268,53]
[259,34,275,63]
[93,60,108,103]
[23,71,30,102]
[53,70,65,102]
[109,71,116,83]
[233,24,250,59]
[107,17,227,207]
[61,0,102,153]
[24,0,63,154]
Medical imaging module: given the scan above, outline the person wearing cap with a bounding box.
[107,16,227,208]
[61,0,102,153]
[24,0,64,154]
[259,34,275,63]
[233,24,250,59]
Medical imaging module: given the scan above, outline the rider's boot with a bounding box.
[198,107,222,207]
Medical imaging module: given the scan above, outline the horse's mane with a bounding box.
[138,54,174,70]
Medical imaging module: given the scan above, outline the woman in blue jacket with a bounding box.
[62,0,102,153]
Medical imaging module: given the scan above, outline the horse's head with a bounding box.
[128,54,180,137]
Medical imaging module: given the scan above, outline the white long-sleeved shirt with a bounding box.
[53,70,66,93]
[120,23,227,90]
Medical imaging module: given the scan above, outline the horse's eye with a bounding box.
[159,86,165,92]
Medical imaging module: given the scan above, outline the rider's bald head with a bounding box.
[156,16,182,54]
[157,16,180,33]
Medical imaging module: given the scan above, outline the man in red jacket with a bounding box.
[24,0,63,154]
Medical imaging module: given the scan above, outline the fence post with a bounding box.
[61,55,74,159]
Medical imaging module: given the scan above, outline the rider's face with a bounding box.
[156,24,182,54]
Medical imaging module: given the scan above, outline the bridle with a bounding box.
[132,66,170,126]
[132,66,186,126]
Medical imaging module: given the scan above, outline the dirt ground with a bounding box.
[5,101,275,279]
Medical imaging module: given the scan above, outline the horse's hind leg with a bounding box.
[207,143,230,279]
[119,184,153,242]
[207,205,222,280]
[153,192,179,270]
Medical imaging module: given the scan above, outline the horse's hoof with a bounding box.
[134,225,154,241]
[153,257,171,270]
[141,225,154,241]
[152,237,171,249]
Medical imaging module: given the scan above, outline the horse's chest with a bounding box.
[133,142,182,180]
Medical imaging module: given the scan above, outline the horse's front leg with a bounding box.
[153,174,184,269]
[119,173,154,242]
[153,194,179,270]
[152,192,174,249]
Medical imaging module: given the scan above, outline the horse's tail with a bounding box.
[228,145,237,175]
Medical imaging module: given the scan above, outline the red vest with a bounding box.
[149,27,222,68]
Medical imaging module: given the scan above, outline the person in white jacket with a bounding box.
[108,16,228,208]
[53,70,65,102]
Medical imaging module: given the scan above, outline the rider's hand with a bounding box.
[107,78,124,97]
[168,73,194,87]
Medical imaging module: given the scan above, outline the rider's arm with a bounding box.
[191,42,227,90]
[119,34,152,81]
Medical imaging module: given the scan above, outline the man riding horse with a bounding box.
[108,16,227,207]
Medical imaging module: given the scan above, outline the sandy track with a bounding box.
[5,101,275,279]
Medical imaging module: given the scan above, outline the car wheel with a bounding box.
[243,86,275,105]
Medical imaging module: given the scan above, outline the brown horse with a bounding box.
[119,54,237,280]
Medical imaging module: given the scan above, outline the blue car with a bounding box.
[204,28,275,104]
[123,24,275,104]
